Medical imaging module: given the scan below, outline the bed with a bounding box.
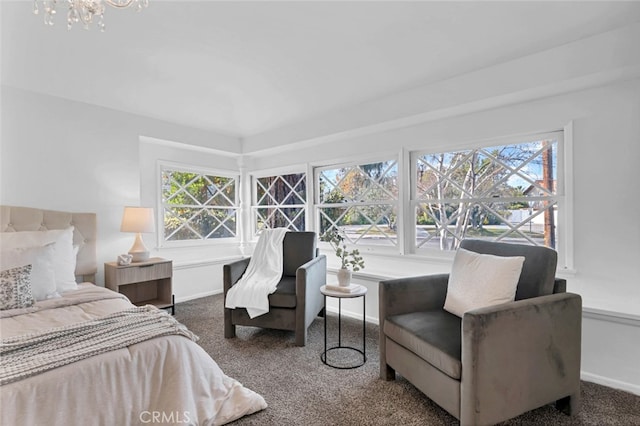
[0,206,267,425]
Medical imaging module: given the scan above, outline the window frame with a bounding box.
[409,129,571,268]
[313,155,400,250]
[157,161,240,248]
[250,169,309,236]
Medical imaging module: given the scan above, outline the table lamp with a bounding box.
[120,206,155,262]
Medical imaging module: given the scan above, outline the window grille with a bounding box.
[316,159,398,246]
[413,134,561,252]
[253,172,307,233]
[161,168,238,242]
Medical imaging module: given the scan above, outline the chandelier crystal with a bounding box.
[33,0,149,32]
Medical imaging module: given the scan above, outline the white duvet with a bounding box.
[0,283,267,426]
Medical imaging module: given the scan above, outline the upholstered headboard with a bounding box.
[0,205,98,283]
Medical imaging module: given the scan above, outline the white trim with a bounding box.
[397,147,410,256]
[306,162,315,232]
[158,160,240,179]
[313,153,399,174]
[410,130,564,158]
[582,306,640,326]
[324,305,380,326]
[172,256,245,270]
[174,289,222,304]
[327,267,395,283]
[238,156,250,254]
[562,121,575,271]
[249,163,308,179]
[581,372,640,396]
[140,136,241,158]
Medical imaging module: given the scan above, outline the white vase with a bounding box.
[337,268,352,287]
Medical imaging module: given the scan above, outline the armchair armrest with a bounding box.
[461,292,582,425]
[295,254,327,298]
[295,254,327,346]
[223,257,251,295]
[379,274,450,319]
[296,255,327,315]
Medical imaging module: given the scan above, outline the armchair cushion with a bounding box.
[268,276,297,308]
[444,248,524,317]
[385,310,462,379]
[282,232,316,277]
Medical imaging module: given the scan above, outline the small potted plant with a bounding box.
[321,228,365,286]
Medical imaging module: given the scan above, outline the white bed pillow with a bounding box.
[0,264,35,310]
[0,244,59,301]
[443,248,525,318]
[0,227,78,292]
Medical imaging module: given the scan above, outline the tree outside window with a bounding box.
[253,172,306,233]
[413,135,560,251]
[161,168,238,242]
[317,160,398,246]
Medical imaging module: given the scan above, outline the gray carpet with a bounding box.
[175,294,640,425]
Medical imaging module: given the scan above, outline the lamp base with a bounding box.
[129,250,150,263]
[128,232,150,263]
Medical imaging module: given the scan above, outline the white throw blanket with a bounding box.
[225,228,288,318]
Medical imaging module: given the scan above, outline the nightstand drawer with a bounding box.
[104,257,174,314]
[113,261,172,285]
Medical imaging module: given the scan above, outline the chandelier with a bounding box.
[33,0,149,31]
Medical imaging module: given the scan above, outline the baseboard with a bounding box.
[324,305,380,326]
[175,289,222,303]
[581,372,640,396]
[173,256,244,270]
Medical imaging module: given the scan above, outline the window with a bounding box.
[161,167,238,243]
[316,159,398,246]
[253,172,307,233]
[412,132,562,252]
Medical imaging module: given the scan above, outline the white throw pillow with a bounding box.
[0,244,59,301]
[443,248,525,318]
[0,227,78,292]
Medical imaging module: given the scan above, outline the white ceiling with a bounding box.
[2,1,640,139]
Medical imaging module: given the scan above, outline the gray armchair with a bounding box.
[379,240,582,425]
[224,232,326,347]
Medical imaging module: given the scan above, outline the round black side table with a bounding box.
[320,284,367,369]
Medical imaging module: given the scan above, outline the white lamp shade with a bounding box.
[120,207,155,233]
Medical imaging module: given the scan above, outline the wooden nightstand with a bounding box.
[105,257,174,314]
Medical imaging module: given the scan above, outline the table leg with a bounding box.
[338,297,342,347]
[363,294,366,361]
[323,295,327,363]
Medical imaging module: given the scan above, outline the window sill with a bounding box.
[155,239,240,250]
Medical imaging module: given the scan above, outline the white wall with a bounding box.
[0,85,241,289]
